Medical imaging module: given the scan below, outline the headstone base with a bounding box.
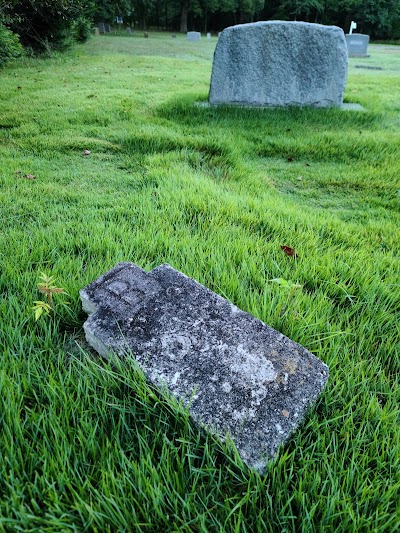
[195,101,366,111]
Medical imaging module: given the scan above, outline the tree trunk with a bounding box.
[180,1,188,33]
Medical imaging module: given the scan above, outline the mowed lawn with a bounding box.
[0,33,399,531]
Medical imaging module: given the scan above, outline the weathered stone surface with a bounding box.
[209,21,348,108]
[80,263,329,472]
[345,34,369,57]
[187,31,201,41]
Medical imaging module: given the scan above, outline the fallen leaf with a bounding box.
[16,173,36,179]
[83,149,91,156]
[297,176,303,181]
[287,157,294,163]
[282,410,289,417]
[281,245,298,258]
[305,163,311,167]
[17,86,22,90]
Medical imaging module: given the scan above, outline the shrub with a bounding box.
[0,22,23,67]
[73,16,92,43]
[3,1,93,53]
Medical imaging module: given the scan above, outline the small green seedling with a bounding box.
[269,278,303,290]
[269,278,303,318]
[32,272,69,320]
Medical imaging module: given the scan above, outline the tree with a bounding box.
[3,0,95,51]
[354,0,400,38]
[280,0,325,22]
[0,21,23,67]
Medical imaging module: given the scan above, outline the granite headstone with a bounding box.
[187,31,201,41]
[81,262,329,473]
[209,21,348,108]
[345,34,369,57]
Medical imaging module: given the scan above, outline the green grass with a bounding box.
[1,34,399,531]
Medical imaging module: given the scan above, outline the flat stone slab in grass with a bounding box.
[209,21,348,108]
[81,263,329,472]
[355,65,382,71]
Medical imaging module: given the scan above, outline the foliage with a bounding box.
[31,273,68,320]
[72,16,93,43]
[0,21,23,67]
[353,0,400,38]
[93,0,135,23]
[2,0,400,53]
[2,0,95,52]
[89,0,400,38]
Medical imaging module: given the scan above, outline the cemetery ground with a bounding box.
[0,32,399,531]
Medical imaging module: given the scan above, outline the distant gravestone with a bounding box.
[104,23,111,33]
[144,32,149,38]
[345,34,370,57]
[187,31,201,41]
[209,21,348,108]
[81,262,329,473]
[207,32,211,39]
[171,33,177,38]
[98,22,105,34]
[126,27,132,34]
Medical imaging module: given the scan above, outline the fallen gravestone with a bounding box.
[345,34,369,57]
[187,31,201,41]
[81,263,329,473]
[209,21,348,108]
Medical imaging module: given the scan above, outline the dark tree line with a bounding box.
[1,0,400,63]
[93,0,400,38]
